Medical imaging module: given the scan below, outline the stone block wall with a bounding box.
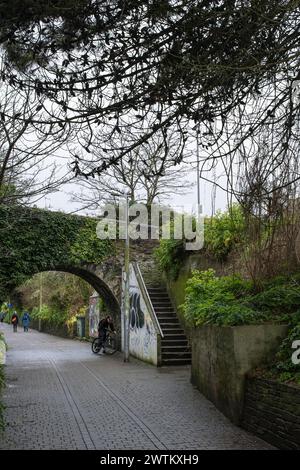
[30,319,77,339]
[242,377,300,449]
[191,324,288,424]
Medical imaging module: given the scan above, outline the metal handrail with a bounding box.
[132,262,164,338]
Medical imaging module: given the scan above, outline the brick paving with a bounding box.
[0,323,274,450]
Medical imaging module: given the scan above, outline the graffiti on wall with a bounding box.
[129,266,157,364]
[89,293,100,338]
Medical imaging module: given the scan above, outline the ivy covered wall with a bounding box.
[0,205,113,300]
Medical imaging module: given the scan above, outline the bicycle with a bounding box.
[91,330,117,355]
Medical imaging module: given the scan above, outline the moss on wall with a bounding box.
[0,205,113,301]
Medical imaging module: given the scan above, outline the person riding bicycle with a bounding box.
[97,315,116,353]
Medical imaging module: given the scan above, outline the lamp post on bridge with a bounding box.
[101,192,130,362]
[123,192,130,363]
[39,272,43,332]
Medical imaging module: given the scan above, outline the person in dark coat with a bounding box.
[11,312,19,332]
[22,311,31,332]
[97,315,116,353]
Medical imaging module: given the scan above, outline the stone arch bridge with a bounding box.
[0,204,192,366]
[0,205,158,331]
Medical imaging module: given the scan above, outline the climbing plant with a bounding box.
[182,269,300,328]
[204,205,246,261]
[155,205,246,279]
[70,219,114,264]
[16,271,94,327]
[0,205,113,300]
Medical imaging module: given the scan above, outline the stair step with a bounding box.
[149,294,169,298]
[159,318,180,323]
[161,352,192,362]
[161,346,192,352]
[161,358,191,366]
[155,311,176,315]
[154,306,175,309]
[151,299,172,302]
[150,299,174,308]
[161,328,185,335]
[149,295,171,299]
[147,284,191,366]
[156,316,177,321]
[162,344,190,349]
[153,306,174,311]
[147,287,168,295]
[155,312,177,316]
[162,339,188,346]
[162,334,187,341]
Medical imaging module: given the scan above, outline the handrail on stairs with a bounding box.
[132,262,164,339]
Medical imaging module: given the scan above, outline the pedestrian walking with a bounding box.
[11,311,19,332]
[0,312,4,323]
[22,311,30,332]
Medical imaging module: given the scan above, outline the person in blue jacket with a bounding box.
[22,311,31,332]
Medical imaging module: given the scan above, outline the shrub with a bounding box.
[31,304,67,326]
[181,269,264,326]
[204,205,246,261]
[250,286,300,314]
[155,205,246,280]
[154,238,185,280]
[183,268,300,383]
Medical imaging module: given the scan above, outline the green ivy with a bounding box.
[154,238,185,280]
[31,304,68,327]
[249,286,300,315]
[181,268,300,327]
[155,205,246,280]
[0,205,113,300]
[182,268,300,383]
[70,219,114,264]
[181,269,265,326]
[204,205,246,261]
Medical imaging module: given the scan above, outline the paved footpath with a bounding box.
[0,323,273,450]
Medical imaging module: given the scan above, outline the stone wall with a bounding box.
[191,324,289,424]
[30,319,77,339]
[126,263,160,366]
[242,377,300,449]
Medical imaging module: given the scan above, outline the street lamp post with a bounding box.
[123,193,130,362]
[103,192,130,362]
[39,272,43,332]
[196,123,201,223]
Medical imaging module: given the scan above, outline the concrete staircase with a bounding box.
[146,285,191,366]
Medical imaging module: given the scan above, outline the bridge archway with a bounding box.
[27,266,123,341]
[52,265,121,319]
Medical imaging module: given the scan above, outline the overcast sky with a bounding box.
[35,163,229,217]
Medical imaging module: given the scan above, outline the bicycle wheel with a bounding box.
[92,338,101,354]
[104,336,117,355]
